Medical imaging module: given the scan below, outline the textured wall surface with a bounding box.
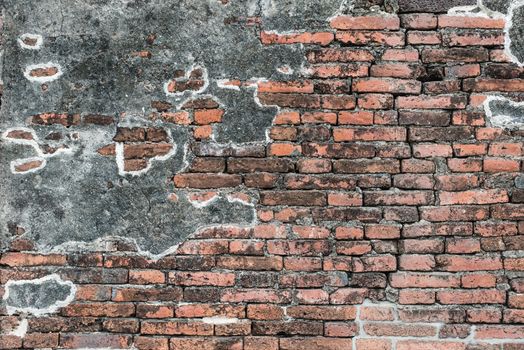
[1,0,524,349]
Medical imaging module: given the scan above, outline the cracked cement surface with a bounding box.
[0,0,351,256]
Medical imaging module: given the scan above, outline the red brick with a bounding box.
[134,337,169,350]
[280,337,352,349]
[390,272,460,288]
[337,31,405,46]
[399,254,436,271]
[364,322,437,337]
[335,226,364,240]
[169,272,235,286]
[483,158,521,172]
[364,190,433,206]
[174,173,241,188]
[328,192,362,206]
[467,308,502,323]
[358,93,394,109]
[217,256,283,271]
[173,338,242,349]
[446,238,481,254]
[397,340,466,350]
[399,289,436,304]
[194,109,224,125]
[309,64,368,79]
[398,95,467,109]
[306,48,374,63]
[261,31,334,46]
[129,270,165,284]
[444,30,504,47]
[301,111,337,124]
[475,221,518,237]
[258,81,314,93]
[436,255,503,271]
[355,338,392,350]
[463,78,524,92]
[462,273,497,288]
[439,189,508,205]
[244,337,278,350]
[438,15,505,29]
[297,158,331,173]
[474,326,524,339]
[413,144,452,157]
[360,306,395,321]
[325,322,358,337]
[353,78,421,93]
[408,31,441,45]
[330,15,400,30]
[382,48,419,61]
[60,333,132,349]
[445,64,481,78]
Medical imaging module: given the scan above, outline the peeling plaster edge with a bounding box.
[447,0,523,66]
[483,95,524,129]
[7,319,28,338]
[17,34,43,50]
[3,274,76,317]
[41,214,258,261]
[187,193,220,208]
[115,129,178,177]
[23,62,64,83]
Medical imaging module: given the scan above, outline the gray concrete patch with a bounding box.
[1,0,347,256]
[398,0,477,13]
[484,96,524,129]
[481,0,512,14]
[3,274,76,316]
[508,2,524,65]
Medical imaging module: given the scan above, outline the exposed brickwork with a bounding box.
[2,1,524,350]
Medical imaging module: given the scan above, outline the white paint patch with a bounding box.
[202,316,239,325]
[8,319,28,338]
[483,95,524,129]
[23,62,63,83]
[3,274,76,316]
[17,34,44,50]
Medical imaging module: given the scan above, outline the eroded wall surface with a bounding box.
[1,0,524,349]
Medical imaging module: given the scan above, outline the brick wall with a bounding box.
[1,1,524,349]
